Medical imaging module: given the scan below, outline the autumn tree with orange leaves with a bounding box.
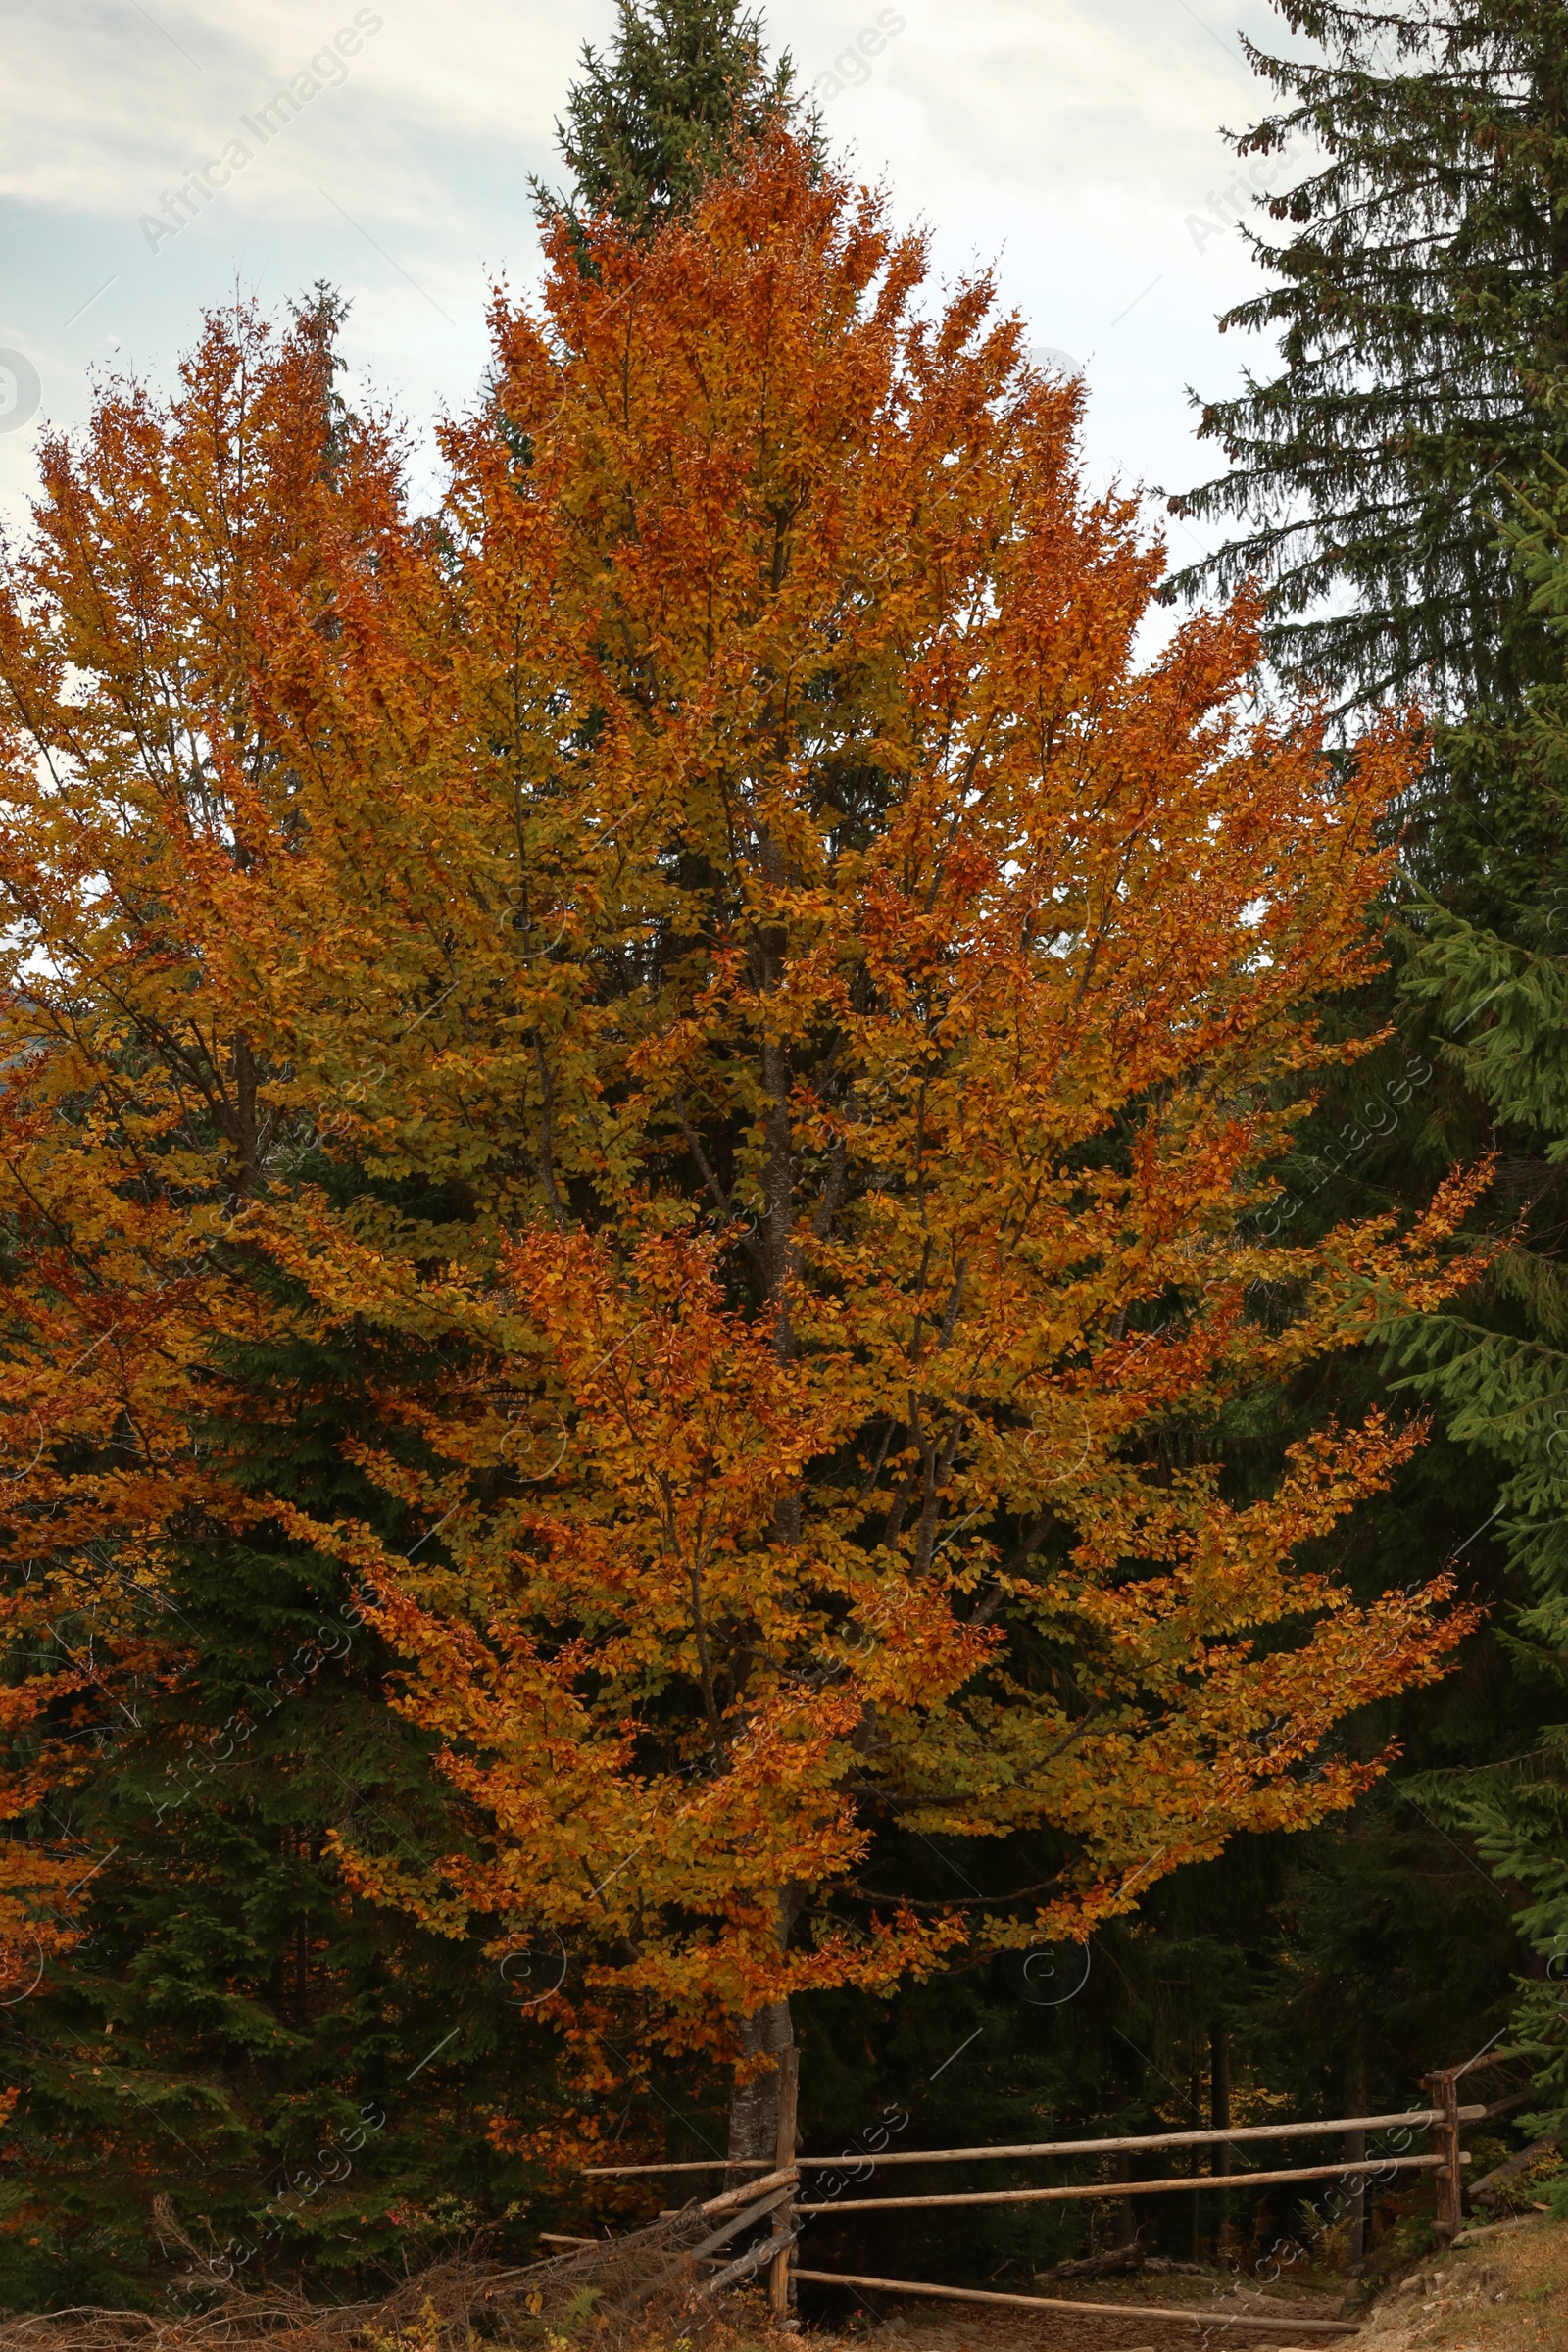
[0,136,1483,2193]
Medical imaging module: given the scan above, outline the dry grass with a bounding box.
[1352,2216,1567,2352]
[1,2217,1560,2352]
[0,2274,774,2352]
[0,2196,784,2352]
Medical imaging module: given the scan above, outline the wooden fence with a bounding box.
[577,2058,1496,2335]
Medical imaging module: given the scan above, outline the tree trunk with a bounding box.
[726,1996,794,2186]
[726,1884,805,2180]
[1210,2019,1234,2254]
[1188,2062,1203,2263]
[739,990,804,2191]
[1112,2147,1137,2248]
[1344,2038,1367,2267]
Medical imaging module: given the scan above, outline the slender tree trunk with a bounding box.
[1344,2038,1368,2267]
[1112,2146,1137,2249]
[1210,2020,1233,2255]
[1189,2061,1203,2264]
[725,865,808,2185]
[233,1031,260,1193]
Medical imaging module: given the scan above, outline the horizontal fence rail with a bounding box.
[581,2101,1484,2178]
[795,2150,1466,2214]
[583,2157,773,2175]
[791,2272,1358,2336]
[570,2067,1486,2327]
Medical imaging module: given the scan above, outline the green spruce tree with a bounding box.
[1172,1,1568,712]
[1164,0,1568,2178]
[532,0,812,233]
[1384,448,1568,2132]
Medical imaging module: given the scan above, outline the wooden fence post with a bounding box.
[770,2047,800,2319]
[1423,2068,1462,2247]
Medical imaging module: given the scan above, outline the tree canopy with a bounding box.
[0,134,1487,2230]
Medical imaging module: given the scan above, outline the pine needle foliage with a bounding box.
[532,0,812,232]
[1387,451,1568,2128]
[1171,1,1568,712]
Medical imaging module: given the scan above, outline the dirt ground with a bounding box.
[800,2215,1567,2352]
[805,2280,1346,2352]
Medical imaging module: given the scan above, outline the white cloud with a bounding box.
[0,0,1300,550]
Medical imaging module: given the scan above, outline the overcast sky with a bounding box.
[0,0,1303,569]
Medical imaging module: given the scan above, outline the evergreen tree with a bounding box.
[1165,0,1568,2175]
[532,0,811,232]
[1385,448,1568,2131]
[1171,1,1568,712]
